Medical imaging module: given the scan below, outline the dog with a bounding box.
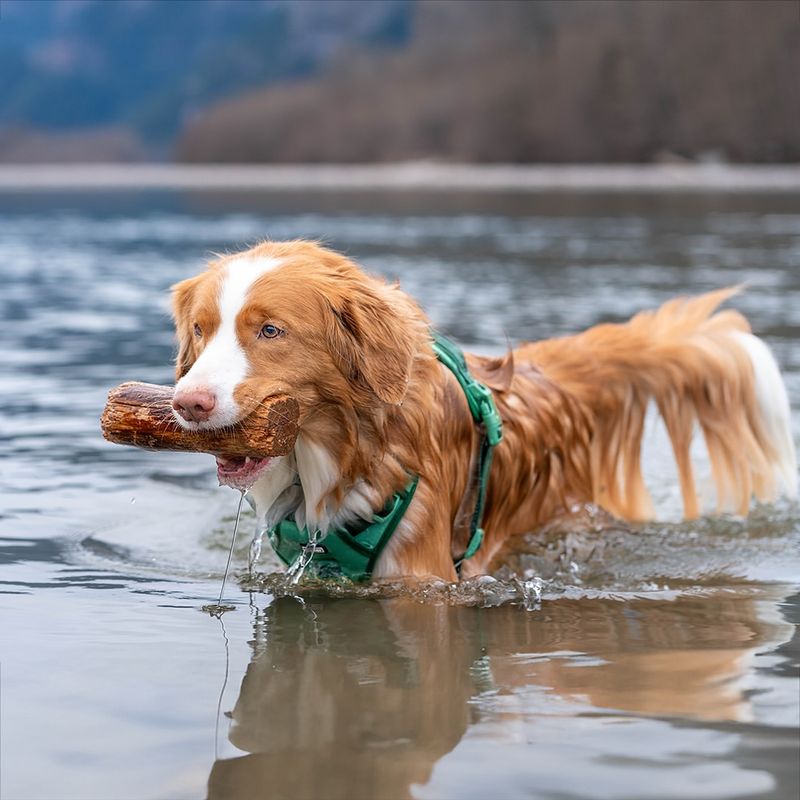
[170,240,797,581]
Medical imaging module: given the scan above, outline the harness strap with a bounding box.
[269,475,419,582]
[267,330,503,581]
[431,332,503,572]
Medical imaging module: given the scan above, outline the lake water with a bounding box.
[1,188,798,800]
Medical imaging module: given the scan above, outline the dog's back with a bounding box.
[512,288,796,521]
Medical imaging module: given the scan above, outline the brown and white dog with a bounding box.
[170,240,797,580]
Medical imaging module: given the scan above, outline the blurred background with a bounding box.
[0,0,798,165]
[2,4,800,800]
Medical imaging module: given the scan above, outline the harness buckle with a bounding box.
[474,384,503,446]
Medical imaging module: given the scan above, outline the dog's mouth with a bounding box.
[215,454,275,490]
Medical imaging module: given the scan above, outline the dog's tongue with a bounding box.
[215,454,274,490]
[216,454,247,470]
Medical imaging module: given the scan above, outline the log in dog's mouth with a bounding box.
[215,454,275,490]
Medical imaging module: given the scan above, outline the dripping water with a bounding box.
[203,489,247,615]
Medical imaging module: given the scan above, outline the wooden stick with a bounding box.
[100,382,299,457]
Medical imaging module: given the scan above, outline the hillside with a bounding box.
[0,0,410,159]
[177,0,800,164]
[0,0,797,163]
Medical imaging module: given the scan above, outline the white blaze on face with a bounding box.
[174,256,281,429]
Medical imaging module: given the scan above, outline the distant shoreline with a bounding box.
[0,163,798,193]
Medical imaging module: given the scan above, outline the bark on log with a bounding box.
[101,382,299,456]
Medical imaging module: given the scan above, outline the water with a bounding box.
[204,489,247,615]
[1,188,799,799]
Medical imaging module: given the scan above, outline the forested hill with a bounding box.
[177,0,800,164]
[0,0,410,158]
[1,0,798,164]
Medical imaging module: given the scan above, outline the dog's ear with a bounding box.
[325,285,416,405]
[170,275,201,381]
[473,350,515,393]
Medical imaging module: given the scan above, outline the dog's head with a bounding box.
[170,241,425,493]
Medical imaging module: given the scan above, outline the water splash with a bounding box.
[516,576,544,611]
[242,571,543,608]
[286,529,321,585]
[239,501,800,607]
[248,524,266,574]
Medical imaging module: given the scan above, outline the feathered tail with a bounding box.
[521,288,797,520]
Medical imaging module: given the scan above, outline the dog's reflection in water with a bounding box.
[208,598,479,800]
[207,591,793,800]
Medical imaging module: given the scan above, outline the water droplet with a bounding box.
[519,576,544,611]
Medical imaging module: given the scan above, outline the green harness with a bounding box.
[267,331,503,581]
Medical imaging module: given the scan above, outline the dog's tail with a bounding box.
[522,288,797,520]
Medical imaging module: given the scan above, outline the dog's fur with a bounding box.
[171,241,797,580]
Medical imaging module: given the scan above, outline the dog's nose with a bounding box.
[172,389,216,423]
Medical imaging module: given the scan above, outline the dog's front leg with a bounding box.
[372,479,458,581]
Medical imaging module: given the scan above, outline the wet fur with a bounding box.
[172,242,797,581]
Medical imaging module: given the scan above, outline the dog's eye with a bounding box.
[193,323,202,338]
[259,323,283,339]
